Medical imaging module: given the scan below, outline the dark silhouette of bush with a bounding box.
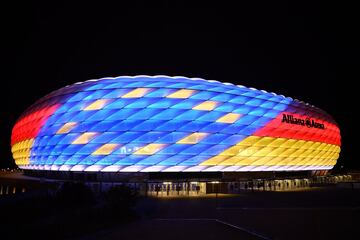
[55,181,95,207]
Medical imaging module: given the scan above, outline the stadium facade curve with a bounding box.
[11,76,341,173]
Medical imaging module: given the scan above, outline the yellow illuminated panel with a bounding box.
[238,146,263,157]
[92,144,119,155]
[11,138,34,165]
[83,99,108,111]
[252,147,276,157]
[289,149,307,157]
[267,147,288,157]
[200,136,341,167]
[192,101,218,111]
[216,113,242,123]
[177,132,209,144]
[219,145,248,156]
[309,142,321,150]
[292,140,306,149]
[265,156,288,166]
[221,156,251,165]
[278,148,298,157]
[134,143,167,155]
[280,139,297,148]
[253,137,274,147]
[72,132,98,144]
[245,157,266,166]
[268,138,288,147]
[235,156,263,166]
[121,88,150,98]
[166,89,196,99]
[238,136,261,146]
[56,122,78,134]
[199,155,229,165]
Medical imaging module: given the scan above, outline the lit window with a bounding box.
[134,143,167,155]
[56,122,78,134]
[72,132,98,144]
[216,113,242,123]
[121,88,151,98]
[166,89,196,99]
[177,132,209,144]
[192,101,218,111]
[92,143,119,155]
[83,99,108,110]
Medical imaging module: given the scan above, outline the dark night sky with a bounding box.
[1,2,358,169]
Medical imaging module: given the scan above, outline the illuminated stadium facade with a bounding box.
[11,76,341,190]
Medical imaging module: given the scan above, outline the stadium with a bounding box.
[10,75,341,195]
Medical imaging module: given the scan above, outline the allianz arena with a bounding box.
[11,75,341,179]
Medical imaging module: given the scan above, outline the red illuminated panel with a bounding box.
[11,104,60,146]
[254,112,341,146]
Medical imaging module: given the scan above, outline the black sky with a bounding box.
[1,2,358,169]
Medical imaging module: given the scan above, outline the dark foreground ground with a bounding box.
[77,187,360,240]
[1,174,359,240]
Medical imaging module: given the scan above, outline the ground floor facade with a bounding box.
[1,170,354,197]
